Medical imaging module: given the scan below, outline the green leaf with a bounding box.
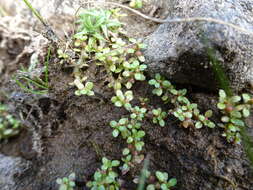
[170,89,178,95]
[231,110,242,118]
[119,118,128,125]
[148,79,156,85]
[159,120,165,127]
[56,178,62,184]
[153,88,163,96]
[168,178,177,187]
[217,103,226,110]
[131,113,137,119]
[135,141,144,151]
[231,119,244,127]
[195,121,203,129]
[111,160,120,167]
[3,129,13,135]
[221,116,230,123]
[131,60,140,68]
[139,64,147,70]
[87,91,95,96]
[230,95,241,103]
[110,120,117,127]
[102,157,109,165]
[124,103,132,110]
[112,129,119,137]
[207,122,215,128]
[69,173,76,180]
[122,70,130,77]
[161,183,168,190]
[134,73,145,81]
[184,112,192,118]
[219,89,226,99]
[125,91,133,101]
[74,90,81,96]
[205,110,213,118]
[110,64,116,72]
[59,185,68,190]
[136,131,145,138]
[122,148,130,155]
[146,184,155,190]
[156,171,165,182]
[242,93,251,102]
[123,61,131,68]
[127,48,135,54]
[243,108,250,117]
[198,115,205,121]
[125,81,132,89]
[115,101,123,107]
[127,137,133,143]
[162,80,171,88]
[228,123,237,132]
[69,181,75,187]
[116,90,124,100]
[155,74,161,80]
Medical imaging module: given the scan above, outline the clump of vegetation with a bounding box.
[56,173,76,190]
[149,74,215,129]
[146,171,177,190]
[14,48,51,95]
[57,8,147,99]
[151,108,167,127]
[74,80,94,96]
[0,104,21,140]
[87,157,120,190]
[217,89,253,143]
[110,117,145,173]
[111,90,134,110]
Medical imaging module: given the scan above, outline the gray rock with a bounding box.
[144,0,253,91]
[0,154,32,190]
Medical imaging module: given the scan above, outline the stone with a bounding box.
[0,154,32,190]
[144,0,253,91]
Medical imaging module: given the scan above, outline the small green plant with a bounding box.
[111,90,134,110]
[217,89,253,143]
[110,118,145,151]
[0,104,21,140]
[129,0,143,9]
[130,106,147,121]
[149,74,215,129]
[14,48,51,95]
[146,171,177,190]
[57,49,69,60]
[151,108,167,127]
[59,8,147,99]
[110,117,145,174]
[56,173,76,190]
[75,9,122,42]
[73,78,94,96]
[86,157,120,190]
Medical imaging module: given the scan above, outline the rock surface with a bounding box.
[0,154,32,190]
[144,0,253,91]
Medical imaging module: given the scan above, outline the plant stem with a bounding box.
[22,0,59,42]
[45,47,51,87]
[22,0,47,26]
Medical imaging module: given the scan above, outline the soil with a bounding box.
[0,1,253,190]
